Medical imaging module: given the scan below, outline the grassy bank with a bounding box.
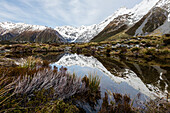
[0,56,101,112]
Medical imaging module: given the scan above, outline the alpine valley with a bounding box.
[0,0,169,43]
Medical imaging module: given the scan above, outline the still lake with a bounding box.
[45,53,169,112]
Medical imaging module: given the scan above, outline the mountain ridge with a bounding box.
[0,0,169,43]
[56,0,160,42]
[55,6,130,43]
[0,22,65,43]
[92,0,170,42]
[126,0,170,36]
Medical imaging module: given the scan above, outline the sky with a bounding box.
[0,0,142,28]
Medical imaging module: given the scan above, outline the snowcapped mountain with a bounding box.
[126,0,170,36]
[92,0,161,42]
[55,7,130,43]
[1,0,168,43]
[51,53,168,99]
[0,22,47,35]
[55,0,159,42]
[0,22,65,43]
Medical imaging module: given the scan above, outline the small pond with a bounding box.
[48,53,169,113]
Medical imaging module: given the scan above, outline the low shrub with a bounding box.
[99,91,170,113]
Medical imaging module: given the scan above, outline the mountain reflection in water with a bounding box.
[50,53,169,101]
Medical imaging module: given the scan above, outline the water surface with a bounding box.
[49,53,169,112]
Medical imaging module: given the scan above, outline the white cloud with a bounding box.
[0,0,142,27]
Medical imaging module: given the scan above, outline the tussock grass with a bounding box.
[18,56,42,68]
[88,73,101,92]
[80,74,101,108]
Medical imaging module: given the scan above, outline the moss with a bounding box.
[39,100,79,113]
[0,88,79,113]
[144,48,157,56]
[131,47,140,52]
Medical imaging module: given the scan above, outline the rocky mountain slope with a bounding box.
[126,0,170,36]
[0,22,65,43]
[92,0,170,42]
[146,0,170,35]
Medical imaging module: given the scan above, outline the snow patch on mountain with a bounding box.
[52,53,167,99]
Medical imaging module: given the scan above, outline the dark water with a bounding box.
[47,53,169,113]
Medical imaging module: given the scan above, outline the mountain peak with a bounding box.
[55,0,160,42]
[0,22,65,43]
[0,22,47,32]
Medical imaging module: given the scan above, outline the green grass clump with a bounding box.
[20,56,42,69]
[82,74,100,93]
[159,48,170,55]
[88,73,101,92]
[79,74,101,108]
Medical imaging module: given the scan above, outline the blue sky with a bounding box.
[0,0,142,28]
